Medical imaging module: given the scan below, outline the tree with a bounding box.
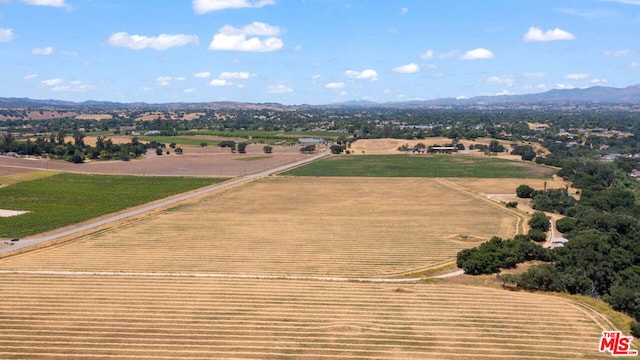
[528,228,547,242]
[488,139,505,153]
[72,131,85,148]
[529,211,550,232]
[200,141,208,147]
[263,145,273,154]
[237,142,248,153]
[516,185,534,198]
[155,148,163,155]
[300,144,316,154]
[329,144,343,154]
[521,148,536,161]
[218,141,236,153]
[175,147,183,154]
[556,217,576,233]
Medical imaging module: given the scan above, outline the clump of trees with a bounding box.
[511,144,536,161]
[1,132,158,163]
[218,140,236,153]
[456,236,552,275]
[462,158,640,336]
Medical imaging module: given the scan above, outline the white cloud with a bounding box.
[590,78,608,84]
[392,63,420,74]
[32,46,53,55]
[107,32,199,50]
[23,73,38,80]
[219,71,255,79]
[0,28,13,42]
[524,72,546,79]
[175,76,186,81]
[155,76,172,86]
[345,69,378,80]
[523,27,575,42]
[460,48,494,60]
[209,79,232,86]
[630,62,640,68]
[193,0,275,14]
[209,22,283,52]
[325,82,345,89]
[485,75,514,85]
[194,71,211,78]
[603,49,637,57]
[41,78,63,86]
[51,81,94,92]
[555,83,576,89]
[564,73,589,80]
[266,84,293,94]
[400,7,408,14]
[183,88,196,93]
[20,0,65,7]
[420,49,457,59]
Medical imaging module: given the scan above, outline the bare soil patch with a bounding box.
[0,145,309,177]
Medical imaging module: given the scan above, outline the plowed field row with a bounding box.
[0,177,518,277]
[0,274,611,359]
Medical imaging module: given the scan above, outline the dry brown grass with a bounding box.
[0,177,519,277]
[0,273,614,359]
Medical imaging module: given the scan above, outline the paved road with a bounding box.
[1,150,329,255]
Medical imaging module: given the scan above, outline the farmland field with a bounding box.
[0,273,615,359]
[0,173,225,237]
[282,154,556,178]
[0,177,521,276]
[0,151,626,359]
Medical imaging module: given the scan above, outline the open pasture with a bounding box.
[0,273,614,359]
[0,177,520,277]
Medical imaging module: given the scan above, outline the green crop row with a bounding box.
[283,154,556,178]
[0,173,225,237]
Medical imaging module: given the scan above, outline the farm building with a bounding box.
[429,146,457,154]
[298,138,326,145]
[551,237,569,247]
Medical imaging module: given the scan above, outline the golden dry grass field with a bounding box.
[0,177,521,277]
[0,171,626,358]
[0,273,615,359]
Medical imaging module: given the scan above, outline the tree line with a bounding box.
[458,158,640,336]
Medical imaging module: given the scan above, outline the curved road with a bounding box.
[1,150,330,255]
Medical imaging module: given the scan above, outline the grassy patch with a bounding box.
[0,173,225,237]
[282,154,556,178]
[235,156,272,161]
[0,171,58,187]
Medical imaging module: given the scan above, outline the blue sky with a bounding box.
[1,0,639,105]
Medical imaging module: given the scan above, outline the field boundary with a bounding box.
[0,269,423,283]
[433,178,528,236]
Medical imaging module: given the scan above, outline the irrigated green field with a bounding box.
[282,154,556,178]
[0,173,225,237]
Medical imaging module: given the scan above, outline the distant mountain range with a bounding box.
[1,84,640,110]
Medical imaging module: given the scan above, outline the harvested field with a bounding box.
[0,273,613,359]
[0,177,520,277]
[0,145,309,177]
[447,177,570,196]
